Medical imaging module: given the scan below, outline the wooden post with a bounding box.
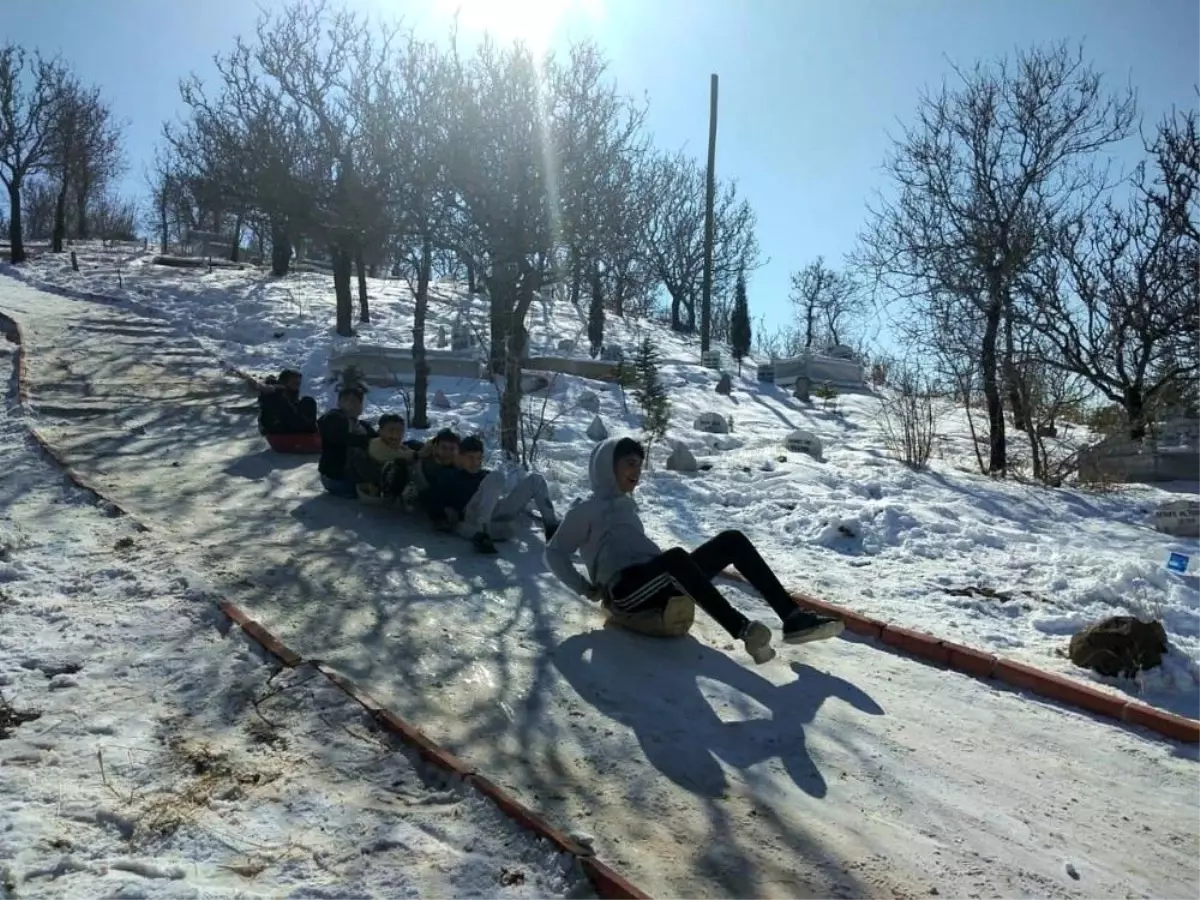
[700,73,718,354]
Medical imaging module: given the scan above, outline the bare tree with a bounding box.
[879,359,943,470]
[1022,109,1199,439]
[858,43,1136,475]
[642,151,760,333]
[18,176,54,239]
[789,256,862,348]
[384,35,455,429]
[447,37,643,454]
[0,44,68,262]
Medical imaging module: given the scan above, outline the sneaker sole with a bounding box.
[744,624,776,665]
[782,619,846,645]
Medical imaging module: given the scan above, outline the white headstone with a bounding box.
[785,428,823,460]
[701,349,721,370]
[693,411,730,434]
[665,442,699,473]
[1152,498,1200,537]
[577,391,601,413]
[586,415,608,442]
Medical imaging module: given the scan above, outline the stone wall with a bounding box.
[1078,426,1200,485]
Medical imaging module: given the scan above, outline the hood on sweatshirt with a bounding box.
[588,437,621,498]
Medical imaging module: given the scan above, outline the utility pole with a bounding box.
[700,73,718,353]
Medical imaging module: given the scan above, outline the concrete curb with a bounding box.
[724,570,1200,745]
[1,310,650,900]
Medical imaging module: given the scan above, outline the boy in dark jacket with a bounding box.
[413,429,461,524]
[317,387,377,498]
[258,369,318,435]
[545,436,843,664]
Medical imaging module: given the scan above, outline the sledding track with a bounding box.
[3,275,1199,900]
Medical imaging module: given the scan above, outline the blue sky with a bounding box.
[7,0,1198,339]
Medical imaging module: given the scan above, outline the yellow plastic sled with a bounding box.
[603,594,695,638]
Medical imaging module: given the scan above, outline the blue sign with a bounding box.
[1167,552,1190,574]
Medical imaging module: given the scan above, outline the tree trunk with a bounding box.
[1003,309,1026,430]
[569,247,582,306]
[411,235,433,429]
[613,272,627,317]
[270,222,291,276]
[355,248,370,323]
[159,200,169,254]
[257,226,265,264]
[74,176,91,239]
[499,319,527,457]
[229,215,242,263]
[1125,388,1147,441]
[981,294,1007,475]
[670,292,683,331]
[8,179,26,264]
[489,279,511,377]
[52,175,69,253]
[463,253,477,293]
[805,304,816,348]
[332,244,354,337]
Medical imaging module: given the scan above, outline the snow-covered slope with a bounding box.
[0,320,588,899]
[12,246,1200,720]
[4,261,1198,900]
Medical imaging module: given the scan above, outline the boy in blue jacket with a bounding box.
[544,436,843,664]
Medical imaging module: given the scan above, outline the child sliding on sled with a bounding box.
[544,436,844,664]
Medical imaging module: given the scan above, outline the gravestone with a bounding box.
[586,415,608,442]
[665,442,699,473]
[577,391,601,413]
[1152,498,1200,537]
[756,363,776,384]
[557,338,577,353]
[432,389,451,409]
[436,325,447,349]
[601,344,624,363]
[694,411,730,435]
[715,373,733,395]
[793,376,811,403]
[701,349,722,370]
[785,428,823,460]
[520,372,551,393]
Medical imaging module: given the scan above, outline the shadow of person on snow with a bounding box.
[553,627,884,799]
[223,449,316,480]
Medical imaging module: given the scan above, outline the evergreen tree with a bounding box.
[587,265,605,358]
[730,270,752,375]
[633,335,671,460]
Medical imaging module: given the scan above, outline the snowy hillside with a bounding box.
[12,245,1200,719]
[0,333,588,899]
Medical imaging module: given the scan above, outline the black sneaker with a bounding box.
[543,520,560,541]
[782,609,845,645]
[472,531,498,554]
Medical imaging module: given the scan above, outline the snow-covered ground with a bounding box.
[3,259,1199,899]
[12,246,1199,718]
[0,333,590,898]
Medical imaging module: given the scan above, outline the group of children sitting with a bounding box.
[261,371,846,664]
[314,383,560,555]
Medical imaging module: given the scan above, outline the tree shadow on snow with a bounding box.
[553,627,884,799]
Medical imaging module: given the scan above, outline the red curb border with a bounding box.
[1,310,651,900]
[723,571,1200,745]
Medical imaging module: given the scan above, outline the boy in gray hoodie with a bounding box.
[544,436,844,664]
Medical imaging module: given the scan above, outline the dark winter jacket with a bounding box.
[416,462,488,518]
[317,410,378,480]
[258,385,318,435]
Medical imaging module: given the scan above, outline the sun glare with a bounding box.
[433,0,603,53]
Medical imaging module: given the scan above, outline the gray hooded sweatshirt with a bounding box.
[544,437,664,596]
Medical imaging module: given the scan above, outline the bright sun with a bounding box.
[432,0,603,53]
